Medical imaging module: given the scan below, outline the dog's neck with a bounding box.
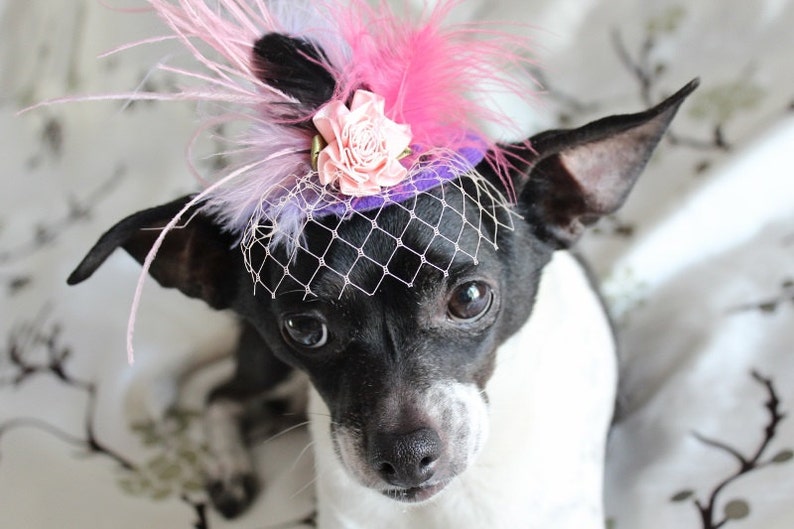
[309,251,617,529]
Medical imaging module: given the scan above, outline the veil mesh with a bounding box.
[39,0,539,361]
[239,159,517,297]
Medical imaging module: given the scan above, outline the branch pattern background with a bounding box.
[1,0,794,528]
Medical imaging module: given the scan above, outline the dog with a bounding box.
[67,71,697,527]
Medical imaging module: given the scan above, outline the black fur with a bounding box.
[513,80,699,247]
[69,80,697,517]
[252,33,336,111]
[68,195,242,309]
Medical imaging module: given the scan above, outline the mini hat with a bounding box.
[111,0,539,295]
[42,0,540,360]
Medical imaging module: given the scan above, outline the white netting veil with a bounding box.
[239,160,517,298]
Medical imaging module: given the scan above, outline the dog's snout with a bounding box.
[369,428,442,488]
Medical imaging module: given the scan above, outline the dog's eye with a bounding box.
[282,315,328,349]
[448,281,493,322]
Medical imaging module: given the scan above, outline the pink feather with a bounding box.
[332,0,538,158]
[126,0,540,224]
[43,0,541,361]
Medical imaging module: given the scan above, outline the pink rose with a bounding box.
[312,90,412,197]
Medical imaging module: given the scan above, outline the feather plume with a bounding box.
[44,0,541,361]
[109,0,539,239]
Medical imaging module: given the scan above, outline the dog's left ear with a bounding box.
[510,79,698,248]
[67,195,242,310]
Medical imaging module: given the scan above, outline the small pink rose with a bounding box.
[312,90,412,197]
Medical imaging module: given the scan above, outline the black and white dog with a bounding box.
[68,58,696,526]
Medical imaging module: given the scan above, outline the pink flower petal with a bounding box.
[312,89,413,197]
[374,159,409,187]
[350,90,383,112]
[313,100,349,143]
[381,122,412,158]
[338,174,381,196]
[316,147,342,186]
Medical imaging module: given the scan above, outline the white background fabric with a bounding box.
[1,1,793,528]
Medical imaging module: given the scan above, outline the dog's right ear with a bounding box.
[507,80,698,248]
[67,195,242,310]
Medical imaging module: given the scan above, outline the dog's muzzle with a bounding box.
[333,381,489,502]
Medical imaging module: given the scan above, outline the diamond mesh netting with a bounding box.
[239,162,517,298]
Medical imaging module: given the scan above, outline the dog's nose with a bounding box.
[369,428,442,488]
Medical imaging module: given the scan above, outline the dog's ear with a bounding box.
[252,33,336,110]
[67,195,242,310]
[510,79,698,248]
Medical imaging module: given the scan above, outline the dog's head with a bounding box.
[68,36,696,501]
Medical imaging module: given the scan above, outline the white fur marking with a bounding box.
[310,252,616,529]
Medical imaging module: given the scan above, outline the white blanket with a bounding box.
[2,1,793,528]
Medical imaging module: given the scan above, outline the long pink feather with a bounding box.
[43,0,541,361]
[123,0,540,229]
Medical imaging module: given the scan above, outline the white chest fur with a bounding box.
[308,251,617,529]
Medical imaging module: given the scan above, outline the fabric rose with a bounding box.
[312,90,412,197]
